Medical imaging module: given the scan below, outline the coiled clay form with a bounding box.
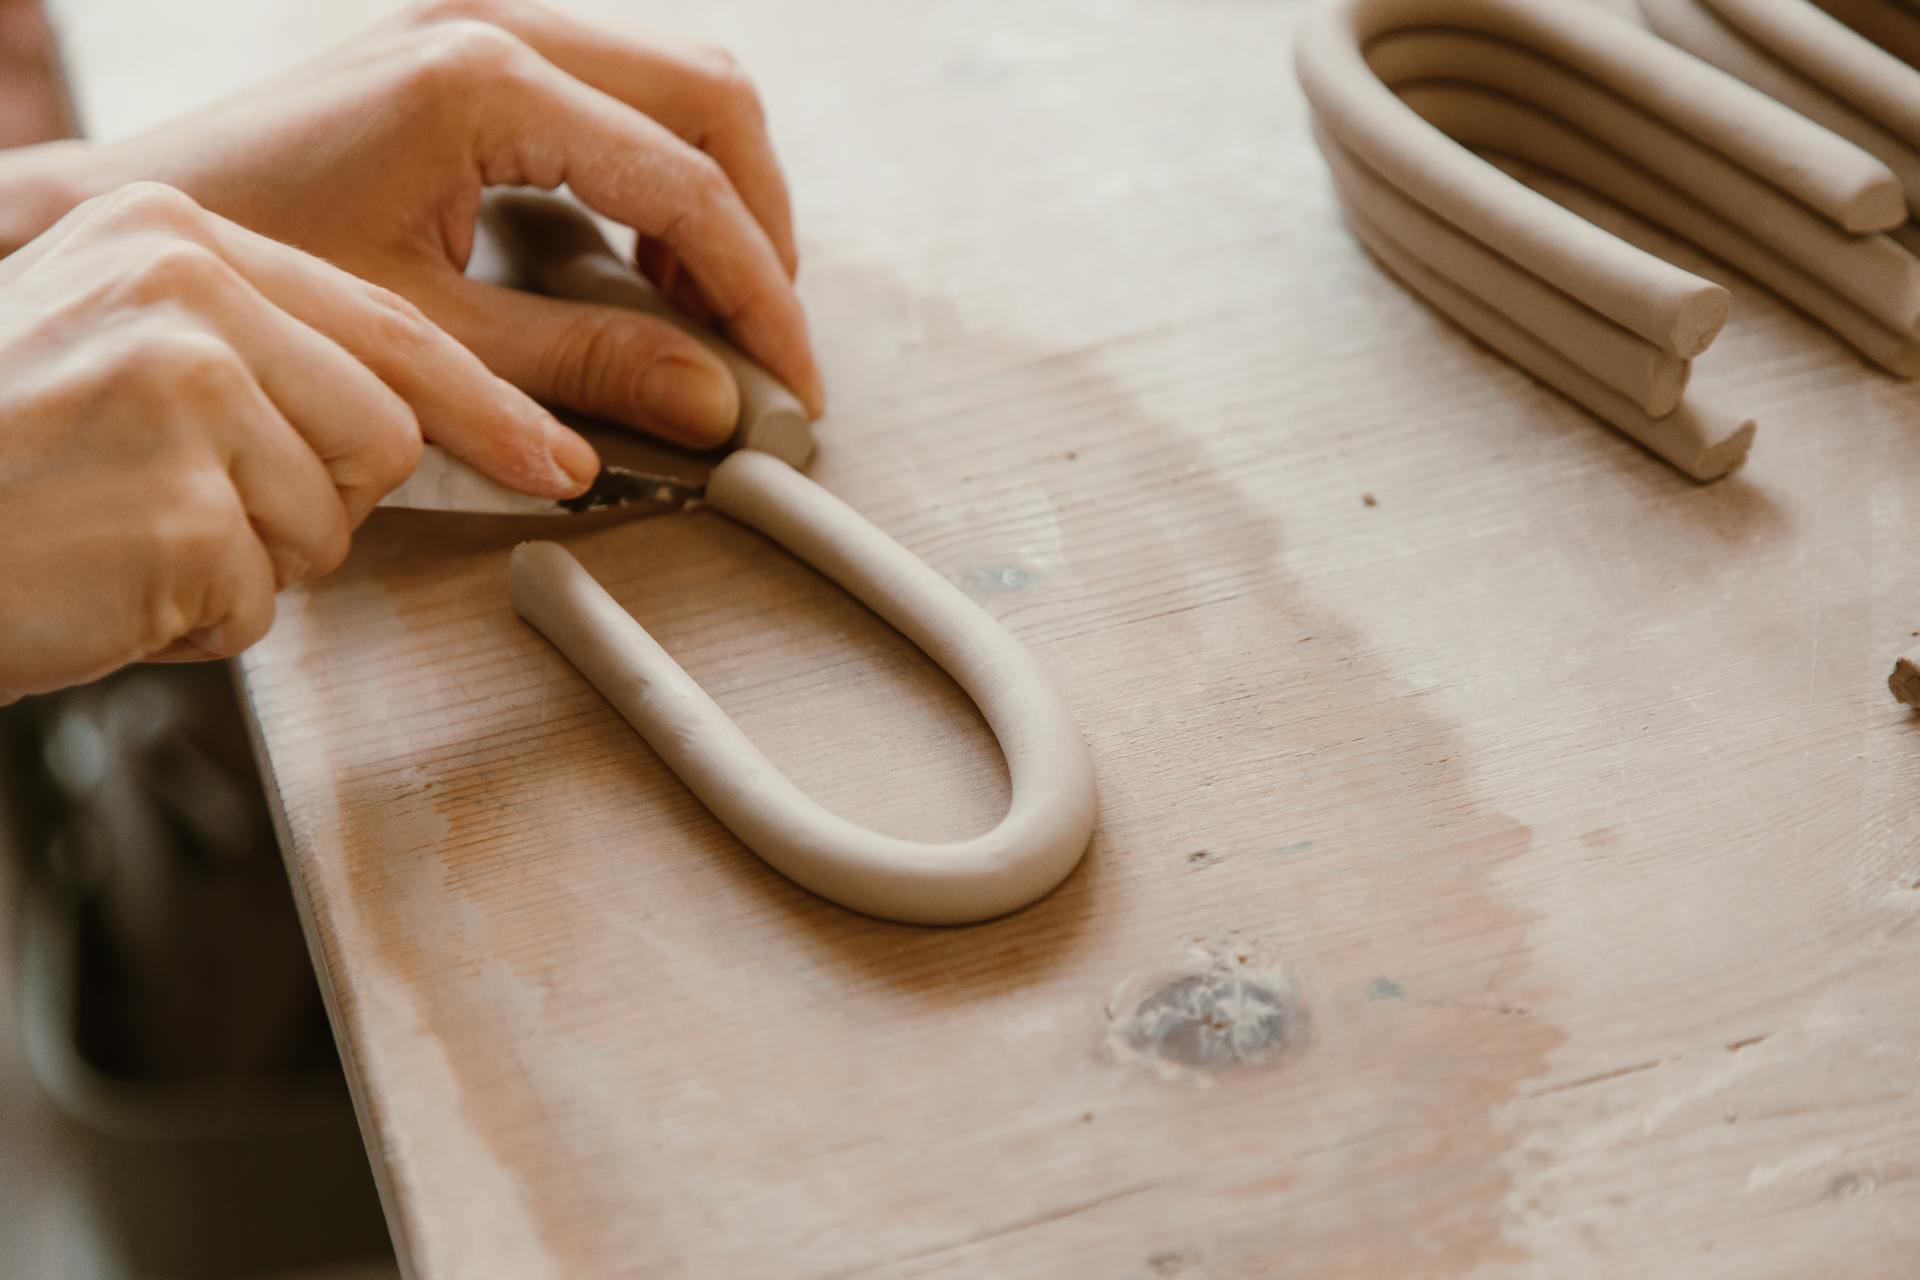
[1296,0,1920,479]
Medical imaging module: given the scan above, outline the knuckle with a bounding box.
[305,508,354,578]
[360,282,435,350]
[374,414,426,488]
[692,42,742,79]
[407,17,526,88]
[409,0,490,22]
[141,469,241,646]
[349,402,425,493]
[201,576,275,655]
[155,467,241,559]
[537,311,629,412]
[119,326,249,402]
[233,599,277,650]
[680,150,730,206]
[78,181,202,232]
[126,240,234,304]
[136,575,195,655]
[699,48,765,120]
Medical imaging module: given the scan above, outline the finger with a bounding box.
[635,237,720,326]
[483,56,825,415]
[444,2,799,273]
[158,255,405,537]
[211,365,355,578]
[427,274,739,447]
[194,210,601,497]
[157,492,279,661]
[633,236,712,322]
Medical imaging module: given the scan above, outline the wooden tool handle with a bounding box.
[508,451,1097,925]
[478,191,815,468]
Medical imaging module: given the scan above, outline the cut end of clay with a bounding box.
[1838,174,1909,236]
[737,406,817,469]
[1684,418,1757,483]
[1890,656,1920,709]
[1671,286,1731,361]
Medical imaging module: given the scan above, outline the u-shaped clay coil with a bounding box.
[1342,200,1756,478]
[1641,0,1920,215]
[1297,0,1907,357]
[1365,29,1870,248]
[1365,30,1920,335]
[1704,0,1920,141]
[1298,0,1723,355]
[1311,116,1689,414]
[509,451,1098,926]
[1393,81,1920,375]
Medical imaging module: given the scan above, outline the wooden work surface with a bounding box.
[53,0,1920,1274]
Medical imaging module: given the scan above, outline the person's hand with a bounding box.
[66,0,824,448]
[0,182,598,701]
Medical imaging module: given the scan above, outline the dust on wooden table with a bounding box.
[50,0,1920,1275]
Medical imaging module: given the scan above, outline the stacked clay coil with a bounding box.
[1643,0,1920,245]
[1295,0,1919,481]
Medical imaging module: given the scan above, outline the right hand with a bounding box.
[0,181,600,702]
[61,0,826,442]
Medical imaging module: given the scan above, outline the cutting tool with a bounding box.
[379,442,706,518]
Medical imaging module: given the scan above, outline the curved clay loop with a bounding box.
[508,451,1098,926]
[1303,0,1901,238]
[1398,83,1920,375]
[1808,0,1920,71]
[1388,1,1904,229]
[1703,0,1920,142]
[1295,0,1730,355]
[1369,34,1920,332]
[1640,0,1920,216]
[1311,116,1688,413]
[1365,28,1889,249]
[1342,202,1755,480]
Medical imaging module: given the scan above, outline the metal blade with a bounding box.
[378,444,703,516]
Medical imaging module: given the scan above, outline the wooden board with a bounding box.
[51,0,1920,1274]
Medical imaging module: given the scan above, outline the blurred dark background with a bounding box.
[0,4,397,1272]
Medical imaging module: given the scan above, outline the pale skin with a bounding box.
[0,0,821,702]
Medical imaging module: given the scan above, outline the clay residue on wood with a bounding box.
[1106,943,1308,1073]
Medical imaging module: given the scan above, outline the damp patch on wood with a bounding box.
[1106,943,1308,1076]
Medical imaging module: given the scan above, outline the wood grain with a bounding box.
[49,0,1920,1274]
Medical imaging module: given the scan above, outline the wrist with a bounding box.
[0,140,115,256]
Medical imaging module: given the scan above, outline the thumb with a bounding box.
[423,275,740,448]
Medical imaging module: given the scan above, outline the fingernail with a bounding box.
[640,354,738,446]
[544,420,601,493]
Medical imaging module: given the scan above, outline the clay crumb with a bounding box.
[1362,493,1378,507]
[1889,651,1920,708]
[1064,450,1078,461]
